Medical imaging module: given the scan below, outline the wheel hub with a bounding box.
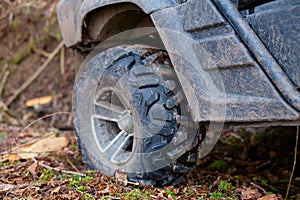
[118,110,134,133]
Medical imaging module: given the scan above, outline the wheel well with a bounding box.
[79,3,160,50]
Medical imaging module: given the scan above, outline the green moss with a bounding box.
[208,160,228,170]
[123,188,151,200]
[218,180,235,195]
[82,193,95,200]
[210,192,225,199]
[41,169,55,181]
[166,190,176,199]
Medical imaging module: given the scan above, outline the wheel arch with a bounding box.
[57,0,177,47]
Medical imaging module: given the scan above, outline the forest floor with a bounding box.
[0,1,299,199]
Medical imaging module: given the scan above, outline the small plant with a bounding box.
[218,180,235,196]
[123,188,150,200]
[166,189,176,199]
[82,176,94,182]
[0,161,10,167]
[41,169,55,181]
[76,185,85,192]
[186,189,193,195]
[83,193,95,200]
[260,179,268,186]
[210,192,225,199]
[69,174,94,192]
[219,180,235,191]
[59,174,67,180]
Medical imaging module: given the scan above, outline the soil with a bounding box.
[0,1,299,199]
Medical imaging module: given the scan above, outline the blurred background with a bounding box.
[0,0,75,128]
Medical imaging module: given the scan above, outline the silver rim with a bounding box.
[91,86,135,165]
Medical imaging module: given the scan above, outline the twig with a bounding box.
[0,150,56,156]
[5,41,64,106]
[250,182,268,195]
[60,45,65,75]
[0,100,9,111]
[4,0,13,6]
[255,160,272,170]
[11,112,71,147]
[0,123,23,131]
[0,63,8,78]
[285,126,299,200]
[6,132,55,153]
[32,47,51,58]
[67,157,81,173]
[0,2,15,21]
[0,64,9,98]
[20,112,71,133]
[32,157,86,177]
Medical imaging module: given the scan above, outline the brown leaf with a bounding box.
[0,134,68,162]
[27,161,38,177]
[241,187,262,200]
[258,194,278,200]
[98,183,105,190]
[99,188,110,195]
[51,186,61,194]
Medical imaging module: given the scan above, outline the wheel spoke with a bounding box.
[94,100,125,122]
[110,134,134,164]
[99,130,127,153]
[114,81,131,110]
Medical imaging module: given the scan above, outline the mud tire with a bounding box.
[73,46,205,187]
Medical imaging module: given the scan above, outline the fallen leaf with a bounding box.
[0,134,68,162]
[99,188,110,195]
[241,187,261,200]
[27,161,38,177]
[258,194,278,200]
[98,183,105,190]
[0,184,15,191]
[25,96,53,107]
[115,170,128,185]
[51,186,61,194]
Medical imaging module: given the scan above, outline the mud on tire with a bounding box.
[73,46,205,187]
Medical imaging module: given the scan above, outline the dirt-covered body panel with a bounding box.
[151,0,300,123]
[57,0,177,47]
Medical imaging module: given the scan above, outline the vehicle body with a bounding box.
[57,0,300,186]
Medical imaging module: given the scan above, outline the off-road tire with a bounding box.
[73,46,205,187]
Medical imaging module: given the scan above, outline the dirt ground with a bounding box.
[0,1,299,199]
